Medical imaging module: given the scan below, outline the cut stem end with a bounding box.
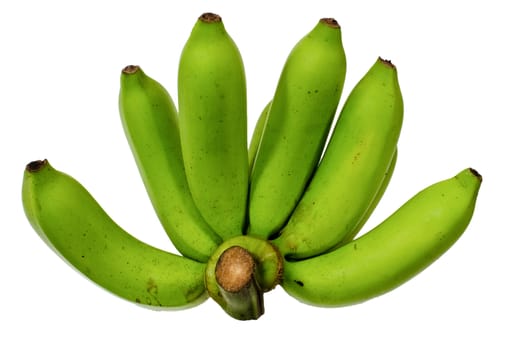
[216,246,255,292]
[214,246,264,320]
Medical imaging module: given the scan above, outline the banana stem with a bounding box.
[214,246,264,320]
[205,235,282,320]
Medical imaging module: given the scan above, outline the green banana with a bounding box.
[248,18,347,240]
[282,168,482,307]
[273,57,403,260]
[178,13,249,240]
[119,65,221,262]
[248,101,271,171]
[338,147,398,246]
[22,160,207,309]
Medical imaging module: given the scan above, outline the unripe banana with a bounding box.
[119,65,221,262]
[248,18,346,240]
[338,147,398,246]
[22,160,207,309]
[321,148,399,254]
[273,57,403,259]
[248,101,271,172]
[282,168,482,307]
[178,13,249,240]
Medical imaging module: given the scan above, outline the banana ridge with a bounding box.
[248,101,271,173]
[337,147,398,247]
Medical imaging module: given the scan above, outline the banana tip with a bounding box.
[320,18,340,28]
[26,159,48,173]
[469,168,483,182]
[379,57,396,69]
[199,12,222,23]
[122,65,140,74]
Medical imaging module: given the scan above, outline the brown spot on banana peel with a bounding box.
[294,280,304,287]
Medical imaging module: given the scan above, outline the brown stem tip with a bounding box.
[26,159,48,173]
[379,57,396,69]
[199,12,222,23]
[320,18,340,28]
[122,65,139,74]
[469,168,483,182]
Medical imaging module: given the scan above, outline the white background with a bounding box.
[2,0,504,348]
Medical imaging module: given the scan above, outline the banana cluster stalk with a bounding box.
[22,13,483,321]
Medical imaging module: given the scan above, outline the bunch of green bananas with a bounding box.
[22,13,482,321]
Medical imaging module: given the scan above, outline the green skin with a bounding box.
[282,168,482,307]
[205,235,282,319]
[22,160,208,309]
[248,101,271,173]
[337,147,398,246]
[178,13,249,240]
[248,18,347,241]
[273,58,403,260]
[119,65,221,263]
